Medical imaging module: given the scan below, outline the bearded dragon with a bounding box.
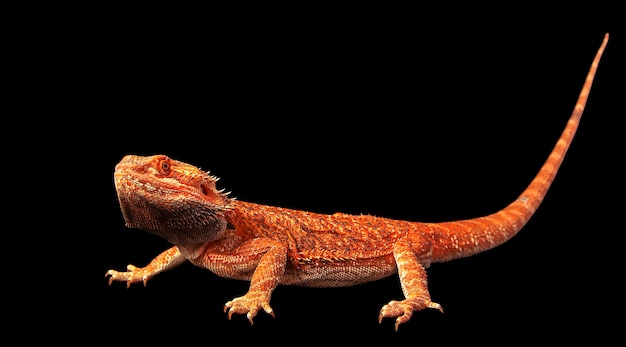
[106,33,608,330]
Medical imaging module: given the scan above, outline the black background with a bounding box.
[30,7,623,345]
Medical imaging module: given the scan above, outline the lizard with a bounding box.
[106,33,608,330]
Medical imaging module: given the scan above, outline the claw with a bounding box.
[104,265,150,287]
[105,271,113,285]
[394,315,408,331]
[223,294,275,324]
[264,304,275,319]
[429,302,444,313]
[379,298,444,330]
[224,301,232,315]
[105,270,119,286]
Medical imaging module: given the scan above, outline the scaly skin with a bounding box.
[106,34,608,330]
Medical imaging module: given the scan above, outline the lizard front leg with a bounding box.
[379,233,443,330]
[198,238,287,324]
[105,246,186,287]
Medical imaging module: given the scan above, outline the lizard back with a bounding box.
[219,34,608,270]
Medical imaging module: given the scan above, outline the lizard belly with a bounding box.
[281,256,398,288]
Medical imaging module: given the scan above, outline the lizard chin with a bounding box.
[119,196,228,244]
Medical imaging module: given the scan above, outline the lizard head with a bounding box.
[114,154,231,245]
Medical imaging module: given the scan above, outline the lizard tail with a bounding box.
[429,33,608,262]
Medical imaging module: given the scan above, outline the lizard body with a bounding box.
[106,34,608,330]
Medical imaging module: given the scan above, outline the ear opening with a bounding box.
[200,182,212,196]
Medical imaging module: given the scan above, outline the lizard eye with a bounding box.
[159,160,171,175]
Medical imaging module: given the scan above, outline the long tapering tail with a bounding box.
[429,34,609,262]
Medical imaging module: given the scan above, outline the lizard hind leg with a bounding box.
[378,234,443,331]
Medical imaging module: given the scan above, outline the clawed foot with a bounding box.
[378,297,443,331]
[224,292,275,325]
[105,265,151,287]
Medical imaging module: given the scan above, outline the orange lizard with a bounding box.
[106,33,608,330]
